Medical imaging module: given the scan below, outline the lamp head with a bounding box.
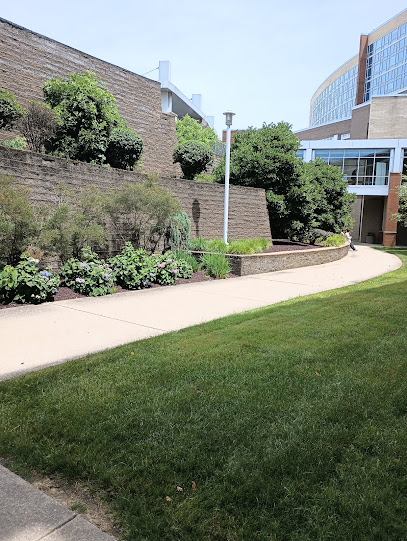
[223,110,235,127]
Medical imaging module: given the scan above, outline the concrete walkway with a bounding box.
[0,246,401,541]
[0,246,401,382]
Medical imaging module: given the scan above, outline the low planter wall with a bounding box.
[193,244,349,276]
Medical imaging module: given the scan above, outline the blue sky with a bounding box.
[2,1,407,136]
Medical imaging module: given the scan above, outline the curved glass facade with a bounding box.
[364,22,407,101]
[310,18,407,127]
[310,65,357,126]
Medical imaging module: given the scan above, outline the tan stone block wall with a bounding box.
[223,245,349,276]
[0,147,271,245]
[350,104,370,139]
[0,18,179,177]
[368,96,407,139]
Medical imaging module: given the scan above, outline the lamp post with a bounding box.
[223,110,235,245]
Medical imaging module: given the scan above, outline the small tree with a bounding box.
[175,114,218,147]
[39,184,108,263]
[43,71,123,163]
[0,175,38,265]
[300,158,355,234]
[173,141,214,180]
[105,126,143,170]
[0,89,25,131]
[393,181,407,226]
[17,101,60,152]
[107,180,181,253]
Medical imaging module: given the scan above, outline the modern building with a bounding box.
[297,9,407,246]
[159,61,214,129]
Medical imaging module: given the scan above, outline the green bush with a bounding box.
[315,234,345,247]
[0,255,59,304]
[60,247,114,296]
[174,250,200,273]
[1,136,27,150]
[18,101,60,152]
[201,253,230,278]
[173,141,214,180]
[105,126,143,170]
[194,173,215,183]
[43,71,123,164]
[0,175,39,265]
[109,243,154,290]
[152,252,193,285]
[175,114,218,147]
[39,184,108,263]
[0,88,25,131]
[107,180,180,253]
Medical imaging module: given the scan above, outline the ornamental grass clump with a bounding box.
[60,247,114,297]
[316,234,345,247]
[201,253,230,278]
[109,242,154,290]
[152,252,193,285]
[0,255,59,304]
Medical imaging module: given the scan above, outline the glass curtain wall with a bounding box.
[364,22,407,101]
[313,149,391,185]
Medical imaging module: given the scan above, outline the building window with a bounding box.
[296,150,305,161]
[313,148,390,185]
[310,66,358,126]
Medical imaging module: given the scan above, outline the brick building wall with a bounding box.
[0,147,272,245]
[0,18,180,177]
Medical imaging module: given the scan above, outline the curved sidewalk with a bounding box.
[0,246,401,382]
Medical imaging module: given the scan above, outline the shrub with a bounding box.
[109,243,154,290]
[60,247,114,296]
[43,71,123,164]
[0,255,59,304]
[0,88,25,130]
[201,253,230,278]
[1,136,27,150]
[17,101,60,152]
[105,126,143,170]
[107,180,180,253]
[0,175,39,265]
[174,250,200,273]
[152,252,192,285]
[194,173,215,183]
[315,234,345,247]
[173,141,214,180]
[39,184,108,263]
[166,211,191,252]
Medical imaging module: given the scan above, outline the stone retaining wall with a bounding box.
[193,244,349,276]
[0,147,272,244]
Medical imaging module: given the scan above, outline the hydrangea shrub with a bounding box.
[109,242,154,290]
[60,247,114,296]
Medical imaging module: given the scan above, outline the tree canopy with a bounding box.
[43,71,142,168]
[0,88,25,131]
[175,114,218,147]
[214,122,354,239]
[173,141,214,180]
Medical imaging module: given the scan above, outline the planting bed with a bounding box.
[0,270,237,310]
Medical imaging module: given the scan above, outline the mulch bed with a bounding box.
[0,240,319,311]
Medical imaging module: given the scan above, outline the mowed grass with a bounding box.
[1,248,407,540]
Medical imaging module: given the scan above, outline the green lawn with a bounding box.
[1,248,407,541]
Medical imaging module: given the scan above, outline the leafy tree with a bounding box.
[17,101,60,152]
[43,71,124,163]
[107,180,181,253]
[214,122,354,239]
[173,141,214,180]
[175,114,218,147]
[0,88,25,131]
[301,159,355,234]
[105,126,143,170]
[39,184,108,263]
[0,175,38,265]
